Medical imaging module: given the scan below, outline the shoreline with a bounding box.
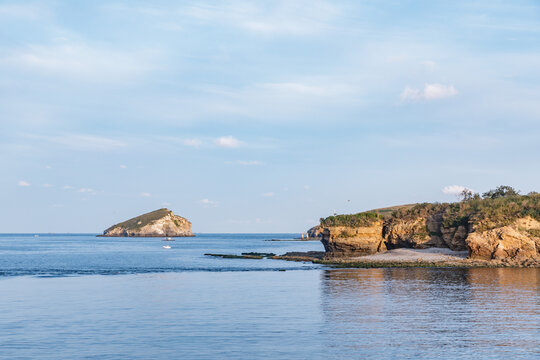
[275,248,540,268]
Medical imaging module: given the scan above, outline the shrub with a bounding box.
[320,212,383,227]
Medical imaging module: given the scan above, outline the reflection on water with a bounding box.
[321,268,540,359]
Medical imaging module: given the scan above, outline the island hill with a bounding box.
[101,208,194,237]
[305,186,540,267]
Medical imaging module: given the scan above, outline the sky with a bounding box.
[1,0,540,233]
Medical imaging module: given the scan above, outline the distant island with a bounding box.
[100,208,194,237]
[309,186,539,267]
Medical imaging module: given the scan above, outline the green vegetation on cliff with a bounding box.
[321,186,540,232]
[320,212,383,227]
[392,187,540,231]
[106,208,172,231]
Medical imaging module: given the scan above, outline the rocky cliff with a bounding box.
[319,189,540,262]
[102,208,194,237]
[321,222,386,256]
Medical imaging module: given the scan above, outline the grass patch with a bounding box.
[320,212,383,227]
[390,192,540,232]
[106,208,172,232]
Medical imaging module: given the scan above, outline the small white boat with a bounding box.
[162,245,171,249]
[162,237,175,241]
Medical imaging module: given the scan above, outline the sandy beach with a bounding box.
[352,248,469,262]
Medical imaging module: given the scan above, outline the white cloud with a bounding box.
[141,192,151,197]
[17,180,30,187]
[79,188,98,195]
[120,164,127,169]
[442,185,473,196]
[215,136,241,148]
[401,83,458,102]
[183,138,203,147]
[304,185,311,190]
[200,198,218,208]
[42,184,53,188]
[63,185,74,190]
[262,192,274,197]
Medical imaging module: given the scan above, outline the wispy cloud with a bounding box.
[141,192,151,197]
[0,4,47,19]
[78,188,98,195]
[17,180,30,187]
[120,165,127,169]
[442,185,473,196]
[215,136,241,148]
[401,83,458,102]
[225,160,263,166]
[262,192,274,197]
[184,0,340,36]
[3,43,157,82]
[200,198,218,208]
[183,138,203,147]
[27,134,127,151]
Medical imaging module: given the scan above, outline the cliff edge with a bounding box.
[319,187,540,263]
[101,208,194,237]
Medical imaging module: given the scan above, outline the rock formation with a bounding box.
[102,208,194,237]
[321,221,386,256]
[318,190,540,262]
[307,225,323,238]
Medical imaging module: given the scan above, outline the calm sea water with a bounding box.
[0,234,538,359]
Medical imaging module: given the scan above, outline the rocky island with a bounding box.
[313,186,540,267]
[101,208,194,237]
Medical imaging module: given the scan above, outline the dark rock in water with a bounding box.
[101,208,194,237]
[307,225,322,238]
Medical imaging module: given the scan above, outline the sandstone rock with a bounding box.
[441,225,469,251]
[102,208,194,237]
[466,226,538,260]
[383,217,435,249]
[321,221,386,257]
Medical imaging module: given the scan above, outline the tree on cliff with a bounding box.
[482,185,520,199]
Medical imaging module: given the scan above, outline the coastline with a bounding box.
[273,248,540,268]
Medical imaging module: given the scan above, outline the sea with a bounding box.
[0,233,538,359]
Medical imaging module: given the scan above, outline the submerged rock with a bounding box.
[102,208,194,237]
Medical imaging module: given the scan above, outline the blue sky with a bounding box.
[1,0,540,233]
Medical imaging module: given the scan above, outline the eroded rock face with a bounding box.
[466,217,540,260]
[467,226,538,260]
[383,217,433,249]
[383,215,469,251]
[321,221,386,257]
[102,208,194,237]
[307,225,323,238]
[319,214,539,261]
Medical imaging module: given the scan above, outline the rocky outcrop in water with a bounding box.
[321,222,386,256]
[102,208,194,237]
[466,218,540,260]
[319,190,540,263]
[307,225,323,238]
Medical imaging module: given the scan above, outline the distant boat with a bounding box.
[162,237,175,241]
[162,245,171,249]
[34,235,39,237]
